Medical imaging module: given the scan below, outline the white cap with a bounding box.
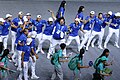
[6,14,12,18]
[26,13,31,16]
[26,38,32,45]
[23,16,28,22]
[18,21,23,25]
[107,11,112,15]
[75,18,80,23]
[0,18,5,22]
[48,17,53,21]
[115,12,120,17]
[37,15,41,18]
[90,11,95,15]
[18,11,23,15]
[31,31,37,38]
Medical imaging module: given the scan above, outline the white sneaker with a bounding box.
[98,46,103,49]
[17,67,22,71]
[47,53,51,59]
[86,47,88,51]
[104,44,107,49]
[31,75,39,79]
[114,44,120,48]
[36,49,40,54]
[41,49,45,54]
[14,63,18,67]
[91,43,94,48]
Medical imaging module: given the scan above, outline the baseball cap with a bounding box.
[75,18,80,23]
[6,14,12,18]
[107,11,112,15]
[26,13,31,16]
[37,15,41,18]
[26,38,32,45]
[18,11,23,15]
[0,18,5,22]
[90,11,95,15]
[48,17,53,21]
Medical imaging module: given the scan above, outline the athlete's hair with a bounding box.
[98,12,103,16]
[99,49,109,58]
[57,17,65,24]
[0,49,9,61]
[78,6,84,13]
[78,48,85,60]
[60,43,66,50]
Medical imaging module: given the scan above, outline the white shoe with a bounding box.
[114,44,120,48]
[36,49,40,54]
[104,44,107,49]
[17,67,22,71]
[91,43,94,48]
[31,75,39,79]
[41,49,45,54]
[98,46,103,49]
[47,53,51,59]
[86,47,88,51]
[14,63,18,67]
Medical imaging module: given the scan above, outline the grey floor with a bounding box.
[0,0,120,80]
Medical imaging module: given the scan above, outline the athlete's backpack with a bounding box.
[68,55,79,70]
[93,57,101,69]
[51,52,59,65]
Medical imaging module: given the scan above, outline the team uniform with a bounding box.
[48,22,68,58]
[1,21,11,49]
[38,21,54,54]
[66,22,82,51]
[79,15,95,50]
[56,7,65,19]
[86,17,104,50]
[104,14,120,48]
[16,33,27,71]
[33,19,46,52]
[12,17,24,52]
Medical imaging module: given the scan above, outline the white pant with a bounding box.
[1,35,8,49]
[48,38,66,56]
[11,31,16,52]
[66,35,80,51]
[39,34,53,51]
[104,27,119,45]
[29,56,37,76]
[23,62,29,80]
[36,33,43,50]
[79,30,91,49]
[91,28,105,46]
[17,50,22,69]
[86,31,103,50]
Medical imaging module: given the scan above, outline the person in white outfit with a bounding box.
[38,17,54,55]
[86,13,104,50]
[104,12,120,48]
[29,31,39,79]
[66,18,84,52]
[11,11,24,53]
[79,11,95,50]
[91,11,113,48]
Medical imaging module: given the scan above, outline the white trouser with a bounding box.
[79,30,91,49]
[86,31,103,50]
[1,35,8,49]
[66,35,80,51]
[91,28,105,46]
[104,27,119,45]
[11,31,16,52]
[39,34,53,51]
[29,56,37,76]
[17,50,22,69]
[48,38,66,56]
[80,30,84,41]
[36,33,43,50]
[23,62,29,80]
